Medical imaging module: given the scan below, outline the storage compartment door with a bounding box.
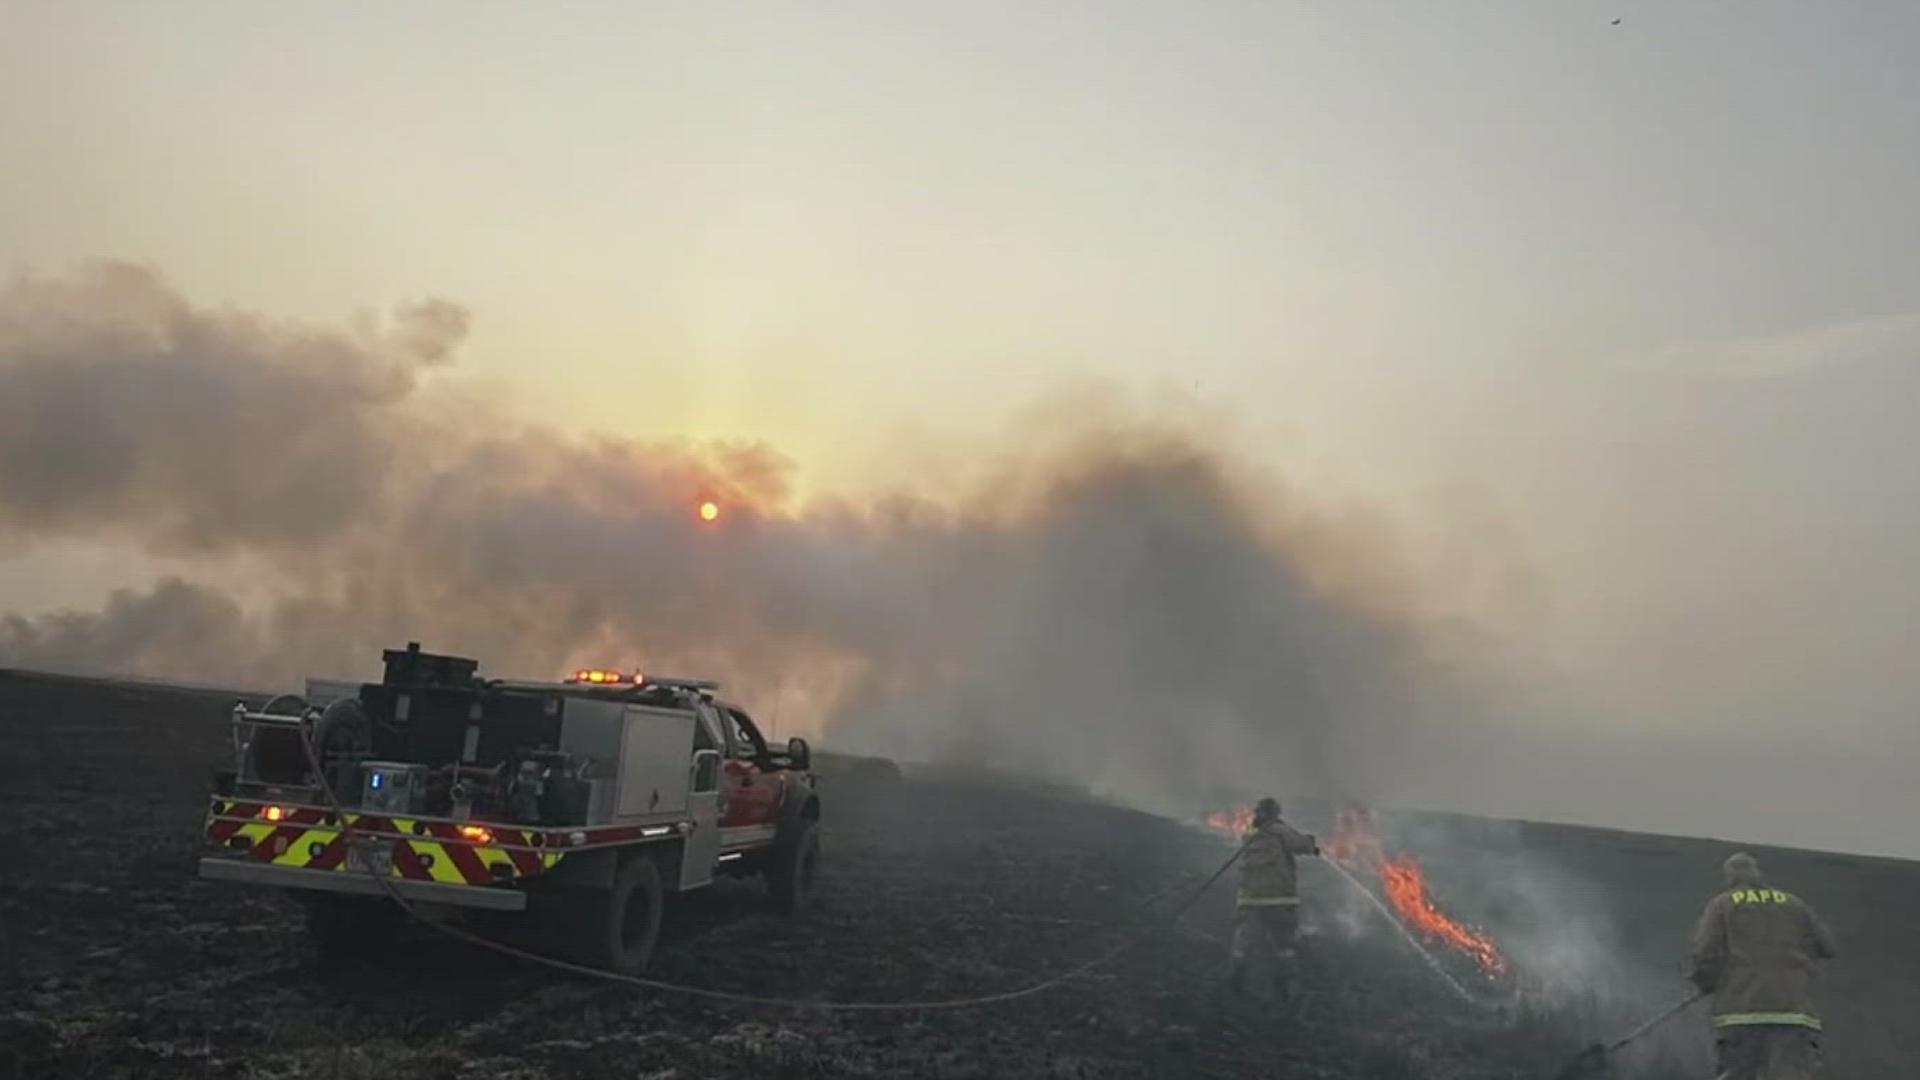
[680,749,722,890]
[615,705,695,819]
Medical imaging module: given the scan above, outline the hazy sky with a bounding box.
[4,2,1918,856]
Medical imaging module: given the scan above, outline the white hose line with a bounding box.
[293,721,1248,1012]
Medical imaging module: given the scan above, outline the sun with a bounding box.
[698,500,721,522]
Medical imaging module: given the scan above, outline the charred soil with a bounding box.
[2,671,1909,1079]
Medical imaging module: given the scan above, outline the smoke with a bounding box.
[0,577,260,680]
[0,260,1496,811]
[0,261,457,554]
[1364,812,1714,1077]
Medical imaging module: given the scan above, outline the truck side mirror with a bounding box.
[786,737,811,771]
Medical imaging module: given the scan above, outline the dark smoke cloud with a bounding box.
[0,261,466,554]
[0,261,1486,811]
[0,577,259,680]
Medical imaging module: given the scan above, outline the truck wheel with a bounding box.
[579,856,664,974]
[766,819,820,915]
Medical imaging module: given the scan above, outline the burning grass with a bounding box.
[1205,802,1510,983]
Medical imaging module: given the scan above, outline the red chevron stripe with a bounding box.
[248,822,309,862]
[206,802,261,843]
[305,831,349,870]
[418,823,493,881]
[347,817,415,879]
[389,838,432,880]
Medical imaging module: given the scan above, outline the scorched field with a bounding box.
[2,670,1914,1079]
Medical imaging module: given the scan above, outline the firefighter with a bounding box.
[1689,852,1837,1080]
[1225,796,1320,1003]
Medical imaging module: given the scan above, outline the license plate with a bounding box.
[345,842,392,875]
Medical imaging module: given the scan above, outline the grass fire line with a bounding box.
[1205,802,1506,1007]
[1323,856,1476,1005]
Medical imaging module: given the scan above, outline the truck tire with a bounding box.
[577,855,664,973]
[766,818,819,915]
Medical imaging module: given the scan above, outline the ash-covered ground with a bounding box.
[2,671,1912,1079]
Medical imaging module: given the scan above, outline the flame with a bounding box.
[1376,852,1508,977]
[1202,801,1509,979]
[1203,804,1255,835]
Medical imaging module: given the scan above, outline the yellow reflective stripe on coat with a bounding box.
[1713,1012,1822,1030]
[1235,894,1300,907]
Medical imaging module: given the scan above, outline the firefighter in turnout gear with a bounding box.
[1689,852,1837,1080]
[1226,797,1319,1002]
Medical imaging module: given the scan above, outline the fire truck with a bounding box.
[197,644,820,973]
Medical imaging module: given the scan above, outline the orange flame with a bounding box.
[1203,801,1509,979]
[1203,804,1255,835]
[1376,851,1507,977]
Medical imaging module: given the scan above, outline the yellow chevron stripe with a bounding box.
[233,823,318,867]
[278,828,324,867]
[473,846,518,876]
[229,810,564,880]
[270,827,324,867]
[406,840,466,884]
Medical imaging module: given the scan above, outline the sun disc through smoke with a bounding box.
[699,500,720,522]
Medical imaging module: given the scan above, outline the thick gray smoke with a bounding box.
[0,261,1488,811]
[1368,814,1715,1078]
[0,262,464,553]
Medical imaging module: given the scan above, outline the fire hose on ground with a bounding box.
[295,723,1253,1012]
[1320,845,1709,1075]
[293,716,1690,1052]
[1546,991,1706,1080]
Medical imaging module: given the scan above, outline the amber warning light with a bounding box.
[569,669,643,686]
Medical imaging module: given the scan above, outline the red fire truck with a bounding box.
[197,644,820,972]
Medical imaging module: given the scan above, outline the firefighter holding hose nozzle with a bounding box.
[1225,796,1320,1004]
[1689,852,1837,1080]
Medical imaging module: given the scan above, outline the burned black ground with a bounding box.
[1,671,1910,1079]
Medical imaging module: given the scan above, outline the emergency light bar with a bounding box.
[563,669,720,692]
[568,669,641,686]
